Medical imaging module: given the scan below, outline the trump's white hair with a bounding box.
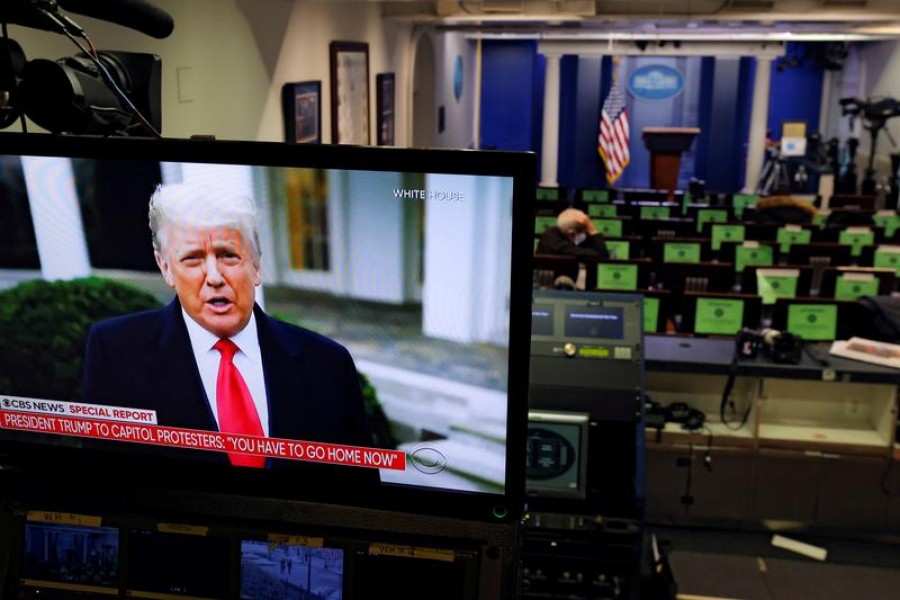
[148,182,261,260]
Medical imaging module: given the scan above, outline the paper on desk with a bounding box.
[829,337,900,370]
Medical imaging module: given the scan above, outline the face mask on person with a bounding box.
[574,232,587,245]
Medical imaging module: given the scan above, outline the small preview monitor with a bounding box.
[20,521,119,595]
[564,306,625,340]
[526,411,590,499]
[127,528,231,599]
[240,540,344,600]
[531,305,555,337]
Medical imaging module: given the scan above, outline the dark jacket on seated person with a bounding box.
[537,227,610,259]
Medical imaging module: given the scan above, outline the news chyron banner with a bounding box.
[0,395,404,470]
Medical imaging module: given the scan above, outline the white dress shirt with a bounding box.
[181,309,270,436]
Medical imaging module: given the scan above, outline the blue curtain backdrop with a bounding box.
[600,56,704,190]
[479,41,823,194]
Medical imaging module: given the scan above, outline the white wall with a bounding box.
[432,31,477,149]
[9,0,414,144]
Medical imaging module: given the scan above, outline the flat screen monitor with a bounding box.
[127,529,231,599]
[0,133,534,523]
[240,540,344,600]
[20,521,119,595]
[525,411,590,500]
[564,306,625,340]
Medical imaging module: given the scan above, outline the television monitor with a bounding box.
[0,133,534,523]
[526,410,590,500]
[127,528,231,599]
[240,539,344,600]
[20,520,119,595]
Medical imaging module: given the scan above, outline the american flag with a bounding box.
[598,74,630,185]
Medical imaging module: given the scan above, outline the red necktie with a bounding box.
[214,339,265,468]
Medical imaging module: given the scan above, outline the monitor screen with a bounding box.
[531,305,555,337]
[525,411,589,499]
[241,540,344,600]
[0,133,534,522]
[20,521,119,593]
[127,529,231,599]
[564,307,625,340]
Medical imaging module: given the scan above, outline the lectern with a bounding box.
[642,127,700,196]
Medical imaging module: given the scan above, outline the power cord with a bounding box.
[37,5,161,137]
[720,350,753,430]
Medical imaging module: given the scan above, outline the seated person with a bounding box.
[536,208,609,259]
[754,195,817,225]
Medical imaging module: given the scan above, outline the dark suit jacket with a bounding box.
[537,227,609,259]
[82,299,378,477]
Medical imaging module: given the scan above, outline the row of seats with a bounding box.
[532,255,896,299]
[535,214,900,246]
[641,291,868,342]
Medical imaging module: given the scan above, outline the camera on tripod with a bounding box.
[838,96,900,197]
[0,0,172,136]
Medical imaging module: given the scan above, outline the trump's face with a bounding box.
[155,222,261,339]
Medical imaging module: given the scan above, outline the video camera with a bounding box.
[0,0,172,136]
[838,96,900,195]
[840,97,900,131]
[737,327,803,365]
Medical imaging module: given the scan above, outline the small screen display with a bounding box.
[240,540,343,600]
[21,522,119,591]
[127,530,231,599]
[564,307,624,340]
[531,305,555,337]
[525,411,589,499]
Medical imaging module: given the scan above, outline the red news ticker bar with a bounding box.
[0,411,405,471]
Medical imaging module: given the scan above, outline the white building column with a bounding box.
[540,53,562,187]
[744,56,773,192]
[21,157,91,281]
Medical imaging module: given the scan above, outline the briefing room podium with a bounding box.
[642,127,700,197]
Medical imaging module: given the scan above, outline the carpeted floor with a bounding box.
[652,526,900,599]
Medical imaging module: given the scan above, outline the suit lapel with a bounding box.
[256,307,316,442]
[149,300,221,432]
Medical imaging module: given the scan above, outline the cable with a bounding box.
[720,350,753,431]
[66,29,160,137]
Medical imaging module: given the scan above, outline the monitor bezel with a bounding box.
[0,132,535,523]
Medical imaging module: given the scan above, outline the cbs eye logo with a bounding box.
[410,446,447,475]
